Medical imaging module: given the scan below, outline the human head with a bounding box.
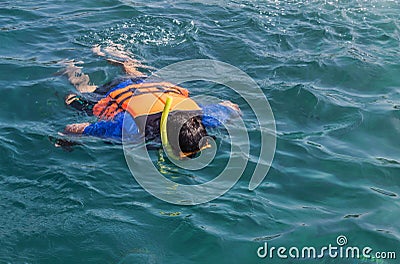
[166,111,209,158]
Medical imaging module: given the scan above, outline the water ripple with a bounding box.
[1,0,400,263]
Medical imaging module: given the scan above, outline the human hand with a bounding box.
[64,123,90,134]
[219,100,241,115]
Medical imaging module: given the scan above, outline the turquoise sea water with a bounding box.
[1,0,400,263]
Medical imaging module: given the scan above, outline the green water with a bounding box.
[1,0,399,263]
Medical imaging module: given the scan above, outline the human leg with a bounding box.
[92,43,154,77]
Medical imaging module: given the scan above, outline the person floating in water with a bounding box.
[62,45,240,158]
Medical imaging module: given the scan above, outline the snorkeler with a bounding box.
[62,44,240,158]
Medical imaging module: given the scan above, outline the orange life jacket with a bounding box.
[92,82,202,133]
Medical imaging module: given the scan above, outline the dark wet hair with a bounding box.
[166,111,208,158]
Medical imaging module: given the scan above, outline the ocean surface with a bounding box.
[1,0,399,263]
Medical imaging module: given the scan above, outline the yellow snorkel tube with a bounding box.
[160,96,180,160]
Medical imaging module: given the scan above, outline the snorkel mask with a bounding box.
[160,96,211,159]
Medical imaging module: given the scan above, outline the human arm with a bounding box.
[64,122,90,134]
[64,112,139,140]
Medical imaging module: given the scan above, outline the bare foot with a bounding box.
[103,44,133,60]
[93,43,133,60]
[64,61,97,93]
[64,123,90,134]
